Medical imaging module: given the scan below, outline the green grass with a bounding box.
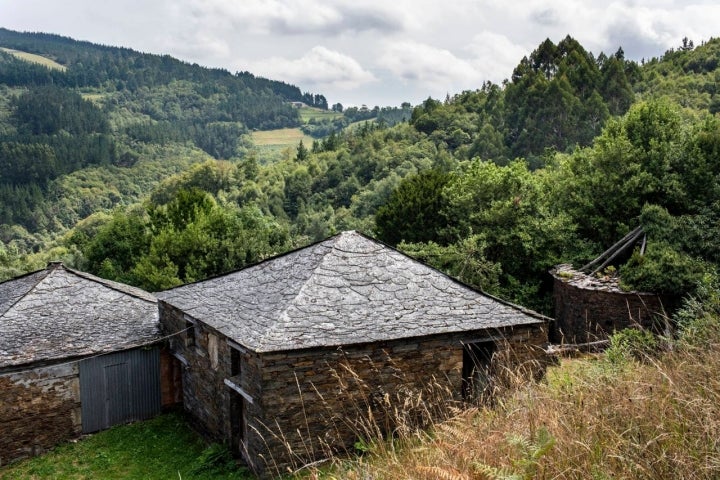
[81,93,107,105]
[297,106,343,124]
[0,47,66,71]
[0,412,254,479]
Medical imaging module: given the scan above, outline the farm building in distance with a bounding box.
[158,230,551,475]
[0,262,180,466]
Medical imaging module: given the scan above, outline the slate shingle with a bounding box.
[0,263,159,368]
[157,231,546,353]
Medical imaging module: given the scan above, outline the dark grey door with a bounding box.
[79,347,161,433]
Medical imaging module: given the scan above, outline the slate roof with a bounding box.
[0,262,159,369]
[157,231,546,353]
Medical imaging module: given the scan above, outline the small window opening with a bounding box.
[185,320,196,347]
[230,346,241,377]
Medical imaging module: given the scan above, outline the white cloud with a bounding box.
[186,0,408,36]
[377,41,483,92]
[2,0,720,106]
[248,46,377,90]
[595,2,720,58]
[465,33,531,84]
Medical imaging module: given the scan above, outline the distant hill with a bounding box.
[0,28,328,129]
[0,46,66,71]
[0,28,336,250]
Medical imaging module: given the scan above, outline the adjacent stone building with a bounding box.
[551,264,665,344]
[0,262,173,466]
[158,231,550,476]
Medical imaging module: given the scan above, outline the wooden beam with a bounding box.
[580,225,643,272]
[590,227,645,275]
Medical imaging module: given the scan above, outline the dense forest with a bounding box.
[0,30,718,315]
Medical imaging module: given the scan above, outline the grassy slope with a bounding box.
[316,322,720,479]
[298,106,342,123]
[0,413,252,480]
[251,128,314,147]
[250,128,315,163]
[0,47,66,71]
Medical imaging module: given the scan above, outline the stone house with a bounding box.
[0,262,180,466]
[158,231,550,476]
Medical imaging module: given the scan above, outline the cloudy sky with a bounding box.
[1,0,718,107]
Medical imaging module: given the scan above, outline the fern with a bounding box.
[473,427,555,480]
[415,465,472,480]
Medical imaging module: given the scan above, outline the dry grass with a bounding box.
[301,331,720,479]
[0,47,66,71]
[251,128,314,147]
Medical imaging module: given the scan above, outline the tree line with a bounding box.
[1,33,718,315]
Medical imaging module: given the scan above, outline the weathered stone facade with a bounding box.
[1,263,168,465]
[161,300,548,475]
[158,231,552,477]
[255,324,548,475]
[551,265,665,343]
[161,302,265,470]
[0,363,81,466]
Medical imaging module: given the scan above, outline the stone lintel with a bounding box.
[227,339,250,354]
[172,352,189,366]
[224,378,254,404]
[461,335,505,345]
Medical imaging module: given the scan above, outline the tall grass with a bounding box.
[299,292,720,479]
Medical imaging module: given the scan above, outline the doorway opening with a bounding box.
[462,341,496,400]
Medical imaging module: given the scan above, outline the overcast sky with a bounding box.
[1,0,718,107]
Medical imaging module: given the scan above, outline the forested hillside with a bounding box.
[0,31,718,315]
[0,28,327,275]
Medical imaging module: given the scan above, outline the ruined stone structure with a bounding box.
[0,263,165,465]
[158,231,550,476]
[551,264,665,344]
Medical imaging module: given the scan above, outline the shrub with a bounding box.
[605,328,659,364]
[620,241,707,296]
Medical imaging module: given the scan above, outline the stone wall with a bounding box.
[159,301,265,472]
[160,299,549,477]
[552,268,665,343]
[0,363,81,466]
[256,324,548,475]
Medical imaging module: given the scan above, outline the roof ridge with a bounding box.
[157,231,348,294]
[65,266,157,304]
[0,267,51,318]
[254,236,342,350]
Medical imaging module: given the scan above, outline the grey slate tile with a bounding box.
[0,263,159,368]
[158,231,546,353]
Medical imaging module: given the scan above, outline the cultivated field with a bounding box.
[250,128,315,163]
[298,106,343,123]
[250,128,312,147]
[0,47,66,71]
